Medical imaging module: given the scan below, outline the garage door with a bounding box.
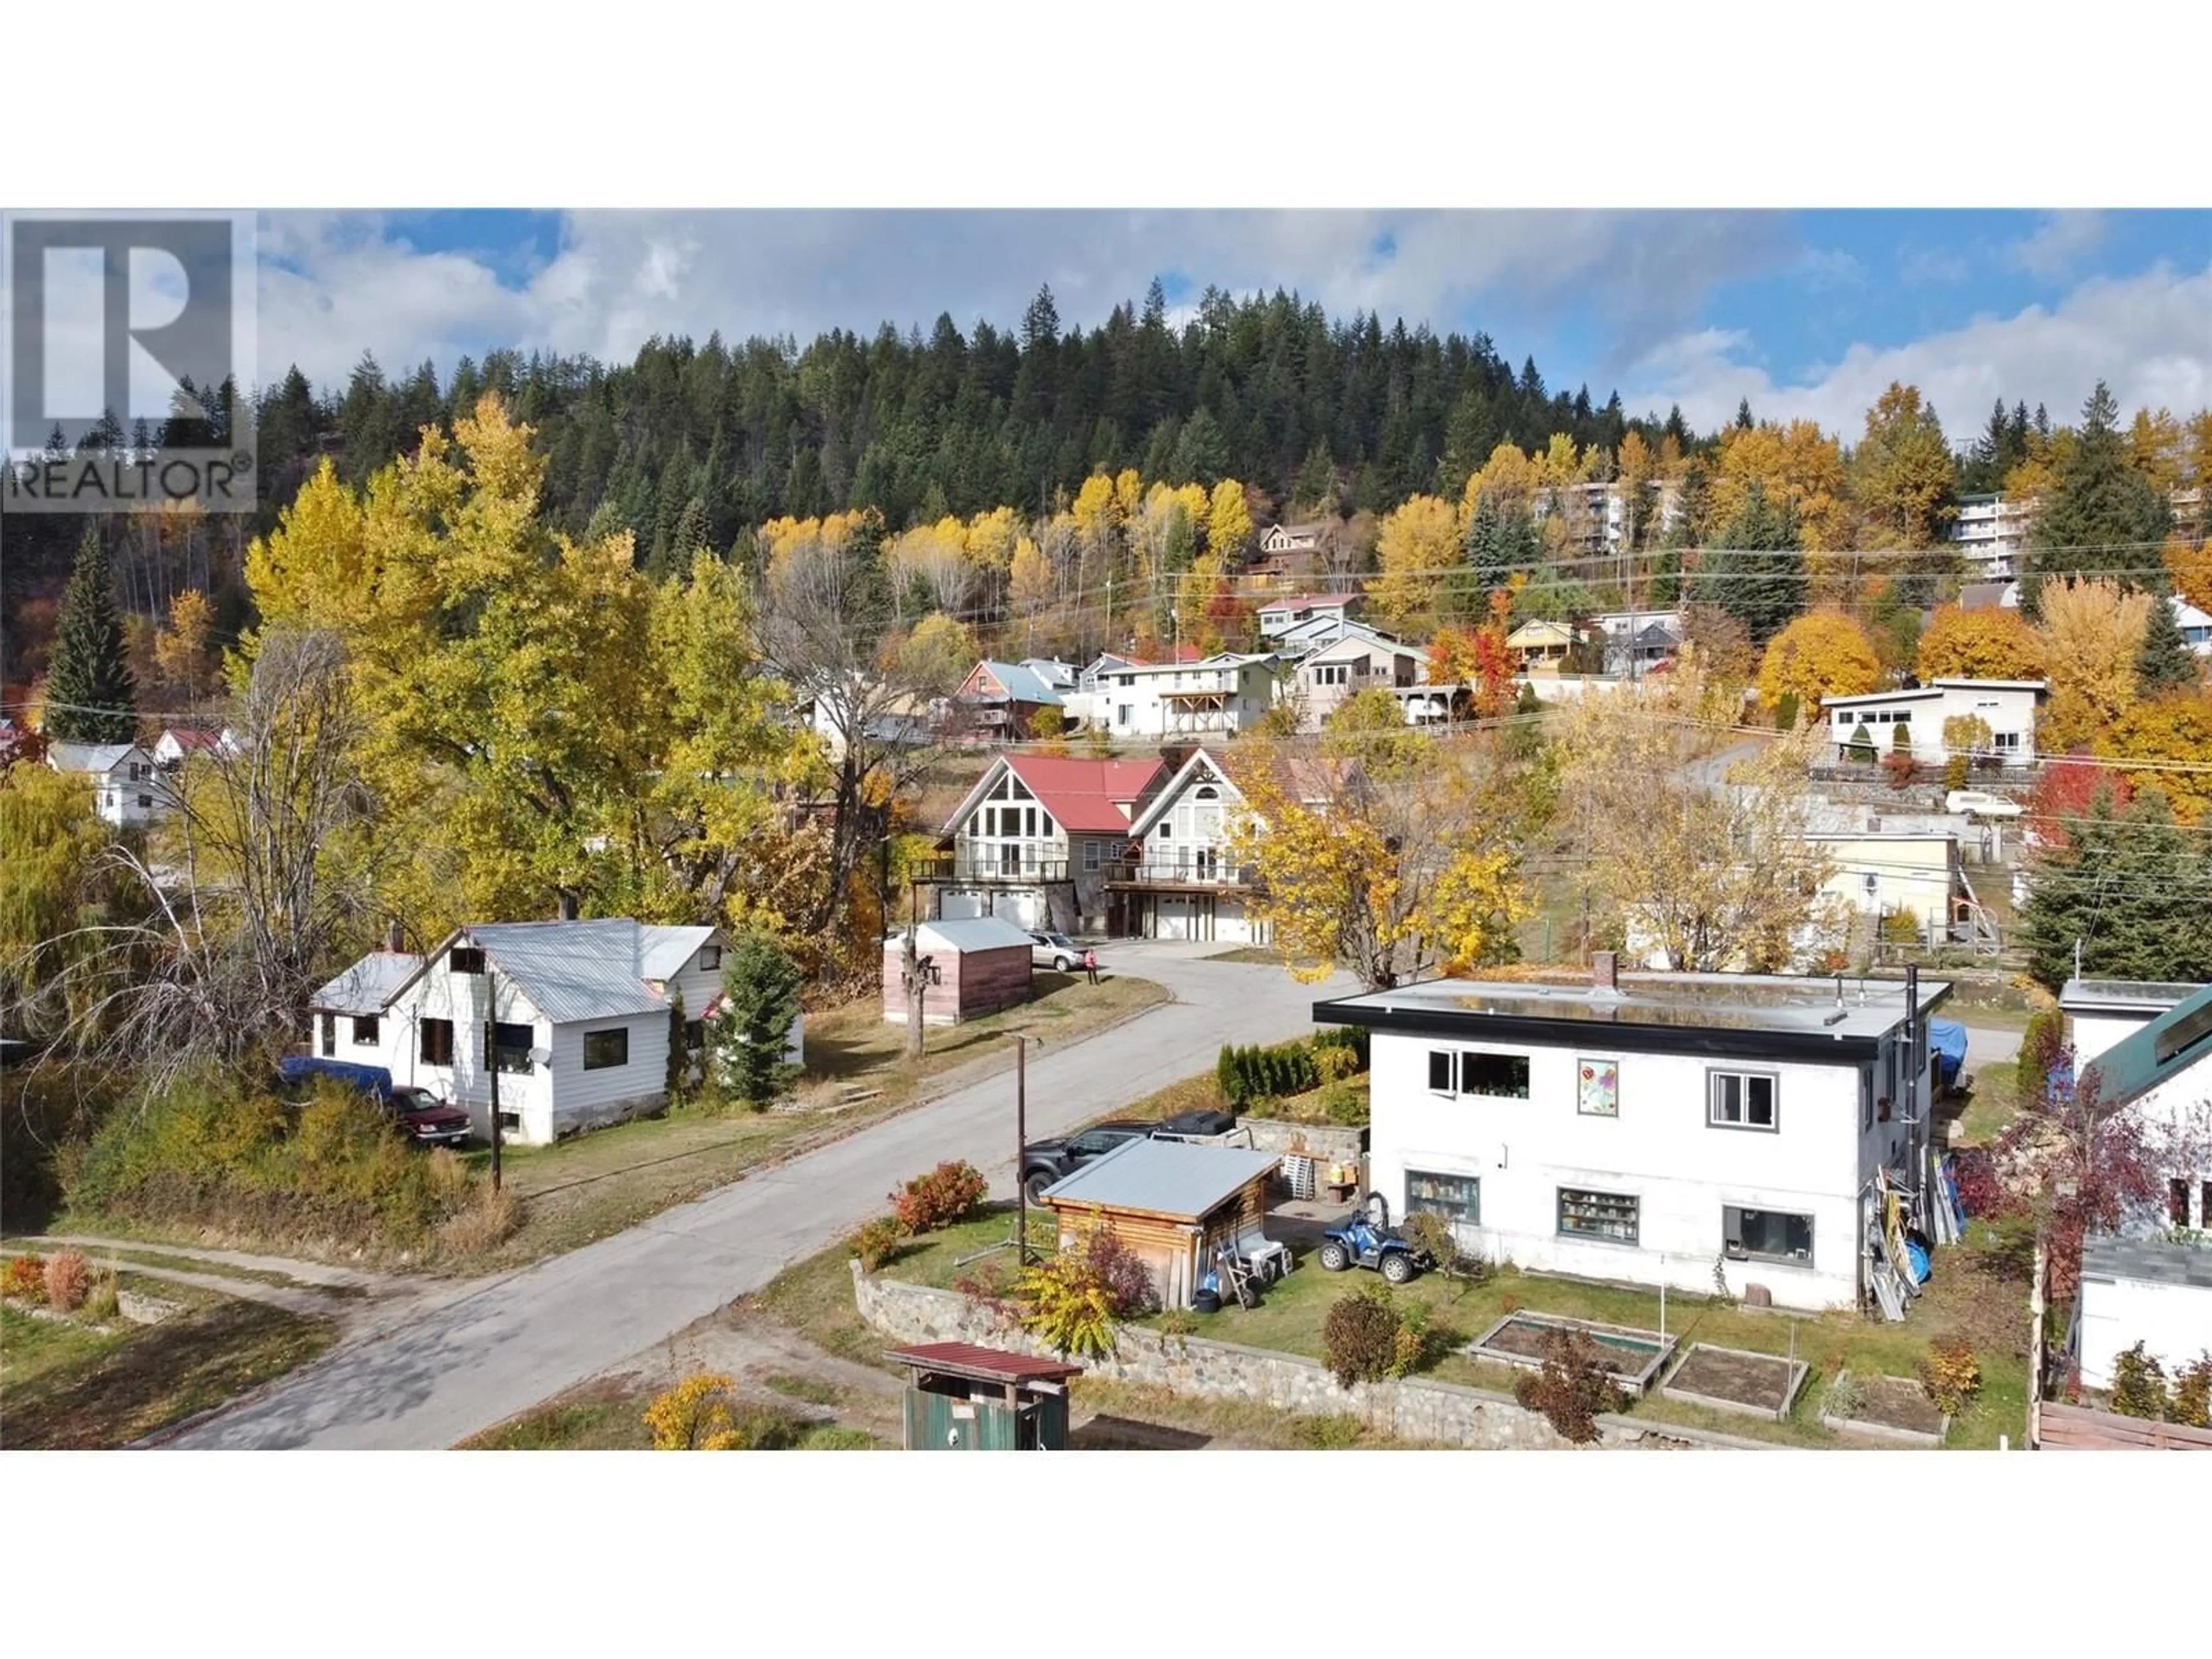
[1215,898,1255,944]
[940,890,985,920]
[1157,895,1192,940]
[1000,890,1043,929]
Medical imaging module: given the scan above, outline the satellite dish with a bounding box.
[530,1046,552,1066]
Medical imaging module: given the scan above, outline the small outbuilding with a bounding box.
[1041,1138,1285,1309]
[886,1342,1083,1450]
[882,916,1035,1026]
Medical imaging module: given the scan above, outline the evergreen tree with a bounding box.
[2019,787,2212,990]
[707,931,805,1109]
[2022,381,2173,610]
[1695,480,1801,642]
[1293,439,1339,514]
[1734,397,1755,430]
[2135,594,2197,692]
[43,524,137,744]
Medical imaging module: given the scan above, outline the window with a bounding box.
[1724,1205,1813,1264]
[1428,1050,1456,1092]
[582,1028,629,1070]
[449,946,486,975]
[1709,1069,1778,1131]
[319,1013,336,1057]
[2172,1179,2193,1228]
[1116,704,1131,726]
[420,1018,454,1066]
[1407,1170,1480,1226]
[1460,1051,1531,1099]
[697,945,721,972]
[1558,1187,1639,1245]
[684,1018,705,1051]
[1862,1073,1873,1132]
[1158,822,1173,840]
[1577,1058,1618,1117]
[486,1020,533,1074]
[1083,839,1100,871]
[138,794,153,809]
[352,1015,380,1047]
[1993,731,2021,751]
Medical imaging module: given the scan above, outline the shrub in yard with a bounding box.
[1315,1078,1366,1126]
[42,1247,90,1313]
[643,1372,745,1449]
[435,1181,522,1257]
[1215,1044,1240,1101]
[1823,1371,1866,1422]
[1881,751,1919,791]
[888,1160,987,1234]
[1944,754,1970,793]
[1157,1308,1199,1337]
[1313,1043,1361,1085]
[1401,1211,1459,1275]
[2016,1008,2065,1099]
[1084,1225,1160,1318]
[3,1253,46,1302]
[1773,691,1799,732]
[1321,1281,1402,1388]
[1012,1235,1123,1360]
[1846,720,1877,763]
[2109,1342,2169,1420]
[83,1265,119,1322]
[1916,1337,1982,1415]
[1511,1329,1624,1445]
[2170,1353,2212,1429]
[849,1215,905,1272]
[1290,1413,1363,1449]
[799,1426,875,1450]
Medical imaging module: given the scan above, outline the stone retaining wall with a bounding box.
[1235,1117,1367,1163]
[850,1262,1772,1450]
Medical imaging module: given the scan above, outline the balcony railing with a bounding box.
[1105,855,1260,888]
[912,849,1071,883]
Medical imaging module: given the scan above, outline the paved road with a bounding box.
[169,948,1353,1449]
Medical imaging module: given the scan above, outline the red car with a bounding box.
[388,1086,474,1148]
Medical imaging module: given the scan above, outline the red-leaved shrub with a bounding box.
[43,1248,90,1313]
[1085,1226,1160,1317]
[3,1254,47,1303]
[889,1161,987,1234]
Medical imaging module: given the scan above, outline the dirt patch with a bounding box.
[1663,1344,1804,1417]
[1823,1372,1948,1444]
[1478,1316,1662,1374]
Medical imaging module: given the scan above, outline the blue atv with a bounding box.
[1317,1214,1433,1285]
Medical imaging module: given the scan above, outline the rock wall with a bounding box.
[850,1262,1771,1451]
[1236,1117,1367,1164]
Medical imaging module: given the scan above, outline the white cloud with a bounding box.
[1899,245,1970,286]
[250,209,1787,393]
[1620,260,2212,435]
[2011,210,2107,279]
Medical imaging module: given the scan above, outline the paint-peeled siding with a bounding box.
[1365,1032,1865,1312]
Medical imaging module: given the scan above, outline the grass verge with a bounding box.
[1,1285,336,1450]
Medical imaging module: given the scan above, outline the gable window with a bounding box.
[1157,821,1173,840]
[420,1018,454,1066]
[449,946,486,976]
[697,945,721,972]
[1709,1069,1778,1131]
[319,1012,336,1056]
[486,1020,534,1074]
[1406,1170,1480,1227]
[1724,1205,1813,1265]
[1558,1187,1639,1245]
[582,1028,629,1070]
[352,1015,380,1047]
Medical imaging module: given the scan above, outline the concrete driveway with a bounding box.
[169,951,1354,1450]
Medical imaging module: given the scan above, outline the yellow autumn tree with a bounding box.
[1227,698,1529,988]
[1755,610,1881,715]
[1008,535,1054,616]
[1461,442,1543,521]
[1369,494,1460,631]
[2097,694,2212,824]
[1711,420,1853,557]
[1915,604,2044,681]
[1206,479,1254,565]
[889,517,976,616]
[965,505,1020,574]
[2166,532,2212,614]
[2126,408,2185,495]
[151,587,222,702]
[2033,577,2150,750]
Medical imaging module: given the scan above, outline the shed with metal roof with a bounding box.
[885,1342,1084,1450]
[1041,1138,1284,1309]
[882,917,1035,1026]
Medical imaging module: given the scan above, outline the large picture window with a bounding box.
[1558,1187,1639,1245]
[419,1018,454,1066]
[1709,1069,1778,1131]
[1406,1170,1480,1227]
[1724,1205,1813,1265]
[1461,1052,1530,1099]
[582,1028,629,1070]
[486,1020,534,1074]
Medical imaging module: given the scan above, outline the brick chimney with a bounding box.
[556,892,579,922]
[1590,949,1618,993]
[385,918,404,955]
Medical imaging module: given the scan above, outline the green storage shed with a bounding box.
[886,1342,1084,1451]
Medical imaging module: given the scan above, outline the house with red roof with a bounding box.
[925,752,1170,933]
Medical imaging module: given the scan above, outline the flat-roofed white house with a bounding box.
[309,918,684,1145]
[46,741,170,828]
[1806,831,1967,943]
[1316,955,1951,1312]
[1824,679,2047,769]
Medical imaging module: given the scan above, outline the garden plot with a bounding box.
[1819,1371,1948,1446]
[1660,1343,1809,1421]
[1467,1310,1676,1397]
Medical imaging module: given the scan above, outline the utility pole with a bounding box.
[486,956,503,1195]
[1010,1033,1039,1264]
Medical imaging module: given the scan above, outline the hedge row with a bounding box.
[1216,1028,1368,1107]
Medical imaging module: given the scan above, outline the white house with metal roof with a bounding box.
[1823,678,2047,770]
[46,741,171,828]
[309,918,683,1145]
[1316,956,1952,1312]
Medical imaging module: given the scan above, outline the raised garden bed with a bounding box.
[1819,1371,1947,1446]
[1660,1342,1809,1421]
[1466,1310,1676,1397]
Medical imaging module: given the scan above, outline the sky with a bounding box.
[257,209,2212,439]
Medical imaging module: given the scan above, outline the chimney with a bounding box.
[556,892,579,922]
[385,918,404,955]
[1591,949,1618,993]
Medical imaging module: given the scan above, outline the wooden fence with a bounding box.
[2037,1402,2212,1450]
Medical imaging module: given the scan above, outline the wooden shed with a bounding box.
[885,1342,1083,1450]
[883,916,1035,1025]
[1041,1138,1285,1309]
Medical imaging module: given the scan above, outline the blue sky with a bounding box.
[255,209,2212,436]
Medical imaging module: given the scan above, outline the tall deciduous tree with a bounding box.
[43,525,138,744]
[2032,576,2150,752]
[1755,611,1881,715]
[2097,695,2212,824]
[1851,383,1957,551]
[2023,381,2175,609]
[1915,604,2043,681]
[1368,494,1461,632]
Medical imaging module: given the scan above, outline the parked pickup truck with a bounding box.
[1020,1107,1239,1203]
[276,1056,474,1147]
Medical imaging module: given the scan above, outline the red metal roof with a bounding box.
[1002,753,1167,834]
[161,726,224,749]
[884,1342,1086,1384]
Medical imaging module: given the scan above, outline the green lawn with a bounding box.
[1,1284,336,1450]
[455,1381,881,1450]
[1952,1065,2025,1147]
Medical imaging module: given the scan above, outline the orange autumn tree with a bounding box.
[1755,609,1881,717]
[1428,590,1517,717]
[1915,604,2044,681]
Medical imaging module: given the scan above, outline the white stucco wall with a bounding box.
[2077,1272,2212,1391]
[1363,1028,1919,1312]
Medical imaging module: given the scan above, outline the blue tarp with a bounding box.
[1929,1018,1968,1088]
[276,1055,395,1101]
[1904,1238,1931,1285]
